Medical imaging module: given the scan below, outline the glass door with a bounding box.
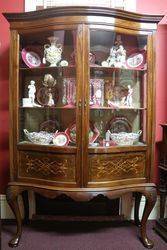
[19,28,80,148]
[88,28,148,149]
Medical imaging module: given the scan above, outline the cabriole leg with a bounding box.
[140,187,157,249]
[6,185,23,247]
[134,192,142,226]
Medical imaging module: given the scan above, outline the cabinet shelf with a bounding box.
[90,66,146,74]
[90,107,146,110]
[20,106,145,110]
[17,142,77,153]
[88,143,147,153]
[19,65,76,76]
[20,65,75,71]
[19,106,76,110]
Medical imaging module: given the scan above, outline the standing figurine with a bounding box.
[28,80,36,106]
[107,46,117,67]
[125,85,133,107]
[116,44,126,67]
[27,80,41,107]
[47,88,55,106]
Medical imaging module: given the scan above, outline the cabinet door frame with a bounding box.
[82,23,155,187]
[10,24,84,187]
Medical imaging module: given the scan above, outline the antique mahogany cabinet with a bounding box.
[4,6,162,248]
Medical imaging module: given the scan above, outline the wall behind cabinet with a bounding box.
[0,1,24,193]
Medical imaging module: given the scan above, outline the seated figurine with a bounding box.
[102,35,127,68]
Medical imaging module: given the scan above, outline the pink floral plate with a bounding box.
[126,49,146,70]
[21,47,42,68]
[53,132,69,146]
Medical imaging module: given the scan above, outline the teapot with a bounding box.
[43,36,62,67]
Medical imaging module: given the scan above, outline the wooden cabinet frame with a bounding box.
[4,6,163,248]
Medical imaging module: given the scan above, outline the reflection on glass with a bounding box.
[89,30,147,147]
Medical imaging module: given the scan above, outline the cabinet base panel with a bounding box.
[31,214,124,222]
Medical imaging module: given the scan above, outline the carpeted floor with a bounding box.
[2,220,166,250]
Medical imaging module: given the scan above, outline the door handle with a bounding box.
[84,100,87,108]
[78,100,82,108]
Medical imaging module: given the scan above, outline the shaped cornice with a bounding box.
[3,6,163,23]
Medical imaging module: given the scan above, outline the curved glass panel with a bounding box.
[89,29,147,148]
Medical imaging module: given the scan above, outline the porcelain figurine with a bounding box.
[114,44,126,68]
[47,88,55,106]
[27,80,41,107]
[107,45,117,67]
[28,80,36,105]
[125,85,133,107]
[43,36,62,67]
[102,35,126,68]
[43,74,57,88]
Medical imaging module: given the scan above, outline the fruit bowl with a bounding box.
[24,129,54,145]
[108,130,142,146]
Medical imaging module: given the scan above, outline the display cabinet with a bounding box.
[3,6,162,248]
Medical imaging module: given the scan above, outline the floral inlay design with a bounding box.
[20,153,75,180]
[90,153,145,180]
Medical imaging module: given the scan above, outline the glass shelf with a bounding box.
[19,65,76,77]
[90,107,146,110]
[19,106,76,110]
[19,65,76,71]
[90,66,147,73]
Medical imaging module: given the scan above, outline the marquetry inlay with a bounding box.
[89,153,145,181]
[19,152,75,181]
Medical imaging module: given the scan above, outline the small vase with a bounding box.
[44,36,62,67]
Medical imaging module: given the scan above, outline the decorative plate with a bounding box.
[65,122,100,143]
[53,132,69,146]
[106,117,132,133]
[21,47,42,68]
[40,120,60,133]
[37,87,59,106]
[89,52,96,65]
[126,50,146,70]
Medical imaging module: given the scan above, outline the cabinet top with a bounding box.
[3,6,163,24]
